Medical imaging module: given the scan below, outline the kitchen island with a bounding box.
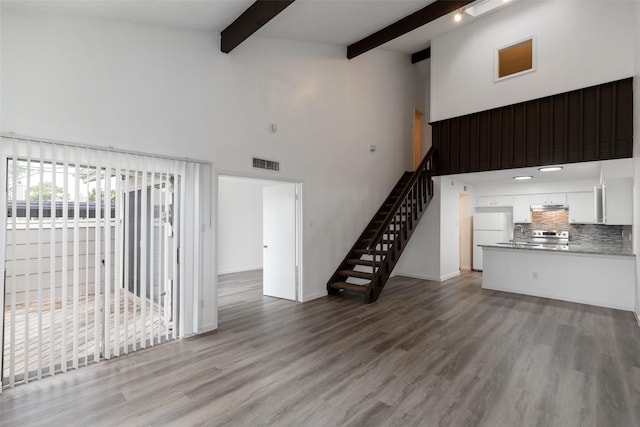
[479,244,635,311]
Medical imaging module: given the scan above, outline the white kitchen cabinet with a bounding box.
[547,193,567,204]
[602,179,633,225]
[476,196,494,207]
[512,195,531,223]
[530,193,566,205]
[528,194,547,205]
[494,195,513,206]
[567,192,596,224]
[482,247,635,311]
[476,195,513,207]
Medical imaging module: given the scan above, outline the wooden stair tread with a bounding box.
[346,259,376,267]
[338,270,373,280]
[353,249,387,255]
[328,282,369,294]
[361,238,394,244]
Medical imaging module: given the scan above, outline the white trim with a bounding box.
[192,163,201,335]
[393,272,461,282]
[486,286,635,312]
[295,182,304,303]
[0,145,6,391]
[494,35,537,82]
[398,273,440,281]
[216,169,303,185]
[302,290,328,302]
[440,271,461,281]
[198,323,218,335]
[218,266,264,275]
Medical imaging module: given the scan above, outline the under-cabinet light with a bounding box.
[513,176,533,180]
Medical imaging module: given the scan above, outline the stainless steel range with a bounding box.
[530,230,569,249]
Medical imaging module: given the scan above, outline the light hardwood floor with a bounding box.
[1,271,639,426]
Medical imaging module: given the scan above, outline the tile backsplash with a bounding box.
[517,210,631,251]
[530,210,570,230]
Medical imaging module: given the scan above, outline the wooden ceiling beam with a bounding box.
[347,0,475,59]
[221,0,296,54]
[411,47,431,64]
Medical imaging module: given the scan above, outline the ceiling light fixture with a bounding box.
[454,10,463,22]
[513,175,533,181]
[465,0,514,17]
[538,166,563,172]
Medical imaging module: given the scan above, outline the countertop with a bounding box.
[479,242,634,257]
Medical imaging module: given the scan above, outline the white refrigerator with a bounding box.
[473,212,511,271]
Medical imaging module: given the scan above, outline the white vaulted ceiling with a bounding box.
[0,0,483,54]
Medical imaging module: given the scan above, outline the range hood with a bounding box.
[530,204,569,212]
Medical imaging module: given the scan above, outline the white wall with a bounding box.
[394,176,472,281]
[0,9,425,312]
[393,177,441,281]
[217,177,264,275]
[431,0,636,121]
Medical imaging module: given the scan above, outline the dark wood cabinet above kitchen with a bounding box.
[431,78,633,176]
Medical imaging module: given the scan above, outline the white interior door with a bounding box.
[263,184,296,301]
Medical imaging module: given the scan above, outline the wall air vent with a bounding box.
[252,157,280,171]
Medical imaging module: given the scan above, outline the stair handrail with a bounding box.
[366,147,434,254]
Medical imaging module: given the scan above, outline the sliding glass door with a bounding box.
[1,138,186,388]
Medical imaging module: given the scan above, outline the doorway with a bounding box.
[414,110,423,170]
[217,176,302,311]
[459,193,472,271]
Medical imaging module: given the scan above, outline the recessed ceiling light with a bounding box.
[513,176,533,180]
[538,166,563,172]
[454,11,462,22]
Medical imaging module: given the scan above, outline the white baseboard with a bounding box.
[218,265,263,275]
[484,285,635,312]
[398,273,441,281]
[395,271,460,282]
[197,323,218,335]
[440,271,461,281]
[302,290,327,302]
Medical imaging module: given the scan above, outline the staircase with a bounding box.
[327,148,435,303]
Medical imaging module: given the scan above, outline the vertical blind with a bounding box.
[0,135,212,390]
